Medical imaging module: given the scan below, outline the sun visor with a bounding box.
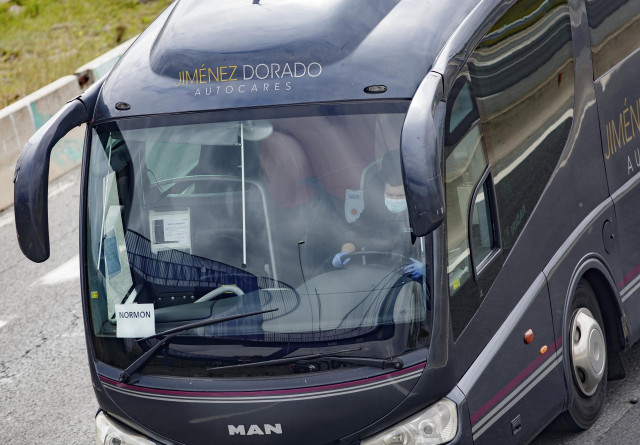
[119,120,274,146]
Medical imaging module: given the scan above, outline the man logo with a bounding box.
[228,424,283,436]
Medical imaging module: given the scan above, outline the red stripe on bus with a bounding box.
[617,262,640,290]
[99,362,425,398]
[470,337,562,426]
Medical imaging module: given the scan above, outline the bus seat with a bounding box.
[259,131,315,207]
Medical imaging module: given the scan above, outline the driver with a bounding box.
[331,150,425,280]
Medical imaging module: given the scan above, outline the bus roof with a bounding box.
[93,0,478,120]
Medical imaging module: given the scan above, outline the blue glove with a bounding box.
[404,258,425,279]
[332,251,352,269]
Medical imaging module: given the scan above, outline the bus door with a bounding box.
[442,0,576,441]
[589,0,640,338]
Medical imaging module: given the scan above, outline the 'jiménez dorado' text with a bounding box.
[174,61,323,96]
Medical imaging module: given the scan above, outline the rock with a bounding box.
[9,4,24,14]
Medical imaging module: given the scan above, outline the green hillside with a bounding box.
[0,0,174,109]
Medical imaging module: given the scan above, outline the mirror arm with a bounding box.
[13,99,89,262]
[13,79,103,263]
[401,72,446,237]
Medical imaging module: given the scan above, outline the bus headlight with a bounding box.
[361,398,458,445]
[96,412,156,445]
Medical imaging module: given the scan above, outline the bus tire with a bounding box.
[559,280,607,430]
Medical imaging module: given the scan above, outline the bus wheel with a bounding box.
[561,280,607,430]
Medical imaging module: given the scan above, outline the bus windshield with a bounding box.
[85,102,432,378]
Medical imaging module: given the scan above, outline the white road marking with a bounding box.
[48,178,75,198]
[0,320,7,330]
[35,255,80,286]
[0,178,76,230]
[0,213,14,229]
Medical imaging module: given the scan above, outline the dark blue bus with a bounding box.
[13,0,640,443]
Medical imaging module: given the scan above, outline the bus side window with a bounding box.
[467,0,574,255]
[446,0,574,339]
[469,168,500,275]
[586,0,640,80]
[470,182,494,262]
[445,77,487,297]
[445,76,494,338]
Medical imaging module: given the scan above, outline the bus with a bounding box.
[12,0,640,443]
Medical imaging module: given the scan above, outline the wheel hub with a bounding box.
[570,308,605,396]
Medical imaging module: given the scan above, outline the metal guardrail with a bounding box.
[0,37,136,211]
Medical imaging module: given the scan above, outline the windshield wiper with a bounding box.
[207,348,403,372]
[119,308,278,383]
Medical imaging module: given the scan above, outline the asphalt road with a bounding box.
[1,166,640,444]
[0,168,94,444]
[533,340,640,445]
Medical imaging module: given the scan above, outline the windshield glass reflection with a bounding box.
[85,102,432,378]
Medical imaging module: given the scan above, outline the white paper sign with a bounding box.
[150,210,191,253]
[101,171,134,320]
[345,189,364,223]
[115,304,156,338]
[104,206,134,319]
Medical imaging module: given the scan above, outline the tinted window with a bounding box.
[445,0,574,339]
[467,0,574,255]
[470,181,495,266]
[85,102,433,378]
[586,0,640,79]
[445,123,487,296]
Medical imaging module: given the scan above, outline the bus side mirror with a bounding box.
[13,99,89,262]
[401,72,446,237]
[13,80,103,263]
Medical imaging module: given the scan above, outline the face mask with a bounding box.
[385,197,407,214]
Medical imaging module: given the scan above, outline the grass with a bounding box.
[0,0,175,109]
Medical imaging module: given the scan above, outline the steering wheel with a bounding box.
[152,175,245,198]
[195,284,245,303]
[340,251,410,267]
